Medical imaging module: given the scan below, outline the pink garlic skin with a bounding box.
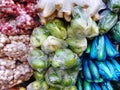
[0,58,33,89]
[0,33,33,89]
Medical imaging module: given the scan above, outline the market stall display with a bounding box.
[0,0,120,90]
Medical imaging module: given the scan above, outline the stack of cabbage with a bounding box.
[26,6,99,90]
[26,0,120,89]
[77,0,120,89]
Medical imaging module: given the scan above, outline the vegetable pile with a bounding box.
[0,0,37,89]
[27,18,86,89]
[0,33,33,89]
[0,0,120,90]
[36,0,105,24]
[77,35,120,90]
[77,0,120,89]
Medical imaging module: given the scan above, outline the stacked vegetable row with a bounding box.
[0,0,39,89]
[0,0,107,89]
[2,0,120,89]
[77,35,120,90]
[0,33,33,90]
[36,0,105,24]
[77,78,114,90]
[77,0,120,89]
[26,6,100,90]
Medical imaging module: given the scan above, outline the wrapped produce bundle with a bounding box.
[77,34,120,89]
[98,10,118,34]
[108,0,120,13]
[27,7,98,89]
[27,80,49,90]
[30,27,49,48]
[90,35,106,61]
[1,0,120,89]
[66,37,87,55]
[77,78,114,90]
[45,67,79,88]
[30,18,88,56]
[110,21,120,42]
[45,19,67,40]
[27,80,77,90]
[33,71,45,81]
[51,49,80,69]
[36,0,105,24]
[68,6,99,38]
[27,48,81,89]
[90,35,119,60]
[27,67,78,90]
[28,49,49,72]
[41,36,68,54]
